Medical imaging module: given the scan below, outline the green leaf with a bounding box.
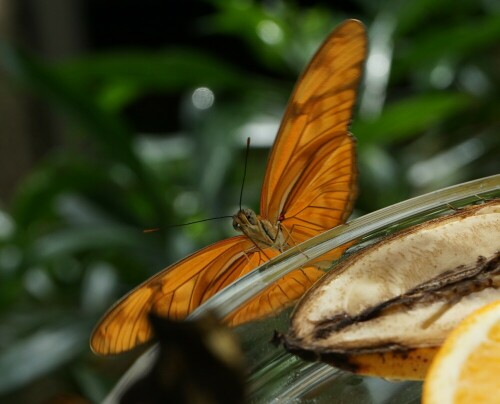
[0,43,168,227]
[353,93,472,144]
[394,15,500,77]
[53,50,266,111]
[0,321,89,394]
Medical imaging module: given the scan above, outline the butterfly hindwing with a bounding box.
[91,236,257,354]
[225,266,325,326]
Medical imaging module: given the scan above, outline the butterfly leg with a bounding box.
[246,237,274,261]
[280,224,311,260]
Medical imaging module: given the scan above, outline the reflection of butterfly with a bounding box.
[91,19,367,355]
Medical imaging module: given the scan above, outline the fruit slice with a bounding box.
[283,200,500,379]
[423,300,500,404]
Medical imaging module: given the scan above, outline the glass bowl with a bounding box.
[105,174,500,403]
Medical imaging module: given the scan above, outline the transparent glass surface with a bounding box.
[105,174,500,403]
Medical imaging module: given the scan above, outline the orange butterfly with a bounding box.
[91,19,367,355]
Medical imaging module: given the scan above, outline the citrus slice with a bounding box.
[423,299,500,404]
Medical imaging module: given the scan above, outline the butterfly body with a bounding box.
[232,208,286,251]
[91,19,367,355]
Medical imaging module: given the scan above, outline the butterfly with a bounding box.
[91,19,367,355]
[120,313,246,404]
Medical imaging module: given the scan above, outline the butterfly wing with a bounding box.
[226,266,324,326]
[260,19,366,241]
[91,236,260,355]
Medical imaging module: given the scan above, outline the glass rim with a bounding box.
[190,173,500,323]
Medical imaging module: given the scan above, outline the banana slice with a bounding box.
[283,200,500,380]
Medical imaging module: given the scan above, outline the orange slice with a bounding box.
[423,300,500,404]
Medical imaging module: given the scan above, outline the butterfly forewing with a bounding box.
[280,134,357,243]
[260,20,366,227]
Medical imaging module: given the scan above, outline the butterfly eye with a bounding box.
[232,221,241,231]
[244,210,257,225]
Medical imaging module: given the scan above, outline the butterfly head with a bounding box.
[233,208,286,250]
[232,208,258,231]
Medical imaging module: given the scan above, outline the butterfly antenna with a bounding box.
[239,137,251,211]
[171,216,233,227]
[143,215,233,233]
[146,139,251,234]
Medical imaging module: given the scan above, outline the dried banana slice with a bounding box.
[283,200,500,380]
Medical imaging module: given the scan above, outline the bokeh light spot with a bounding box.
[430,64,454,88]
[367,51,390,79]
[257,20,283,45]
[192,87,215,110]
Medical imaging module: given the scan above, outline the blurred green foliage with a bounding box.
[0,0,499,402]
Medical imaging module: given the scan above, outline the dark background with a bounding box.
[0,0,499,402]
